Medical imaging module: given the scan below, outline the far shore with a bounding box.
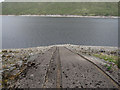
[1,15,118,18]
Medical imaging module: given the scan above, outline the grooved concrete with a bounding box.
[14,46,117,88]
[59,47,117,88]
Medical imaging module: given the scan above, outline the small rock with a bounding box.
[8,50,13,53]
[2,50,7,53]
[27,62,32,67]
[73,82,75,84]
[9,67,15,71]
[95,82,100,86]
[17,61,23,67]
[98,81,102,83]
[30,74,34,77]
[6,55,11,58]
[66,68,69,71]
[53,68,55,70]
[66,75,68,78]
[2,55,6,58]
[31,62,36,66]
[100,49,105,53]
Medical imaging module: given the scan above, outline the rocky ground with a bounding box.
[1,44,119,88]
[1,46,53,88]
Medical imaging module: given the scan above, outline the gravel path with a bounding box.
[14,46,118,88]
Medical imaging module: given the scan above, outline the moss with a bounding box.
[93,54,119,68]
[104,64,112,71]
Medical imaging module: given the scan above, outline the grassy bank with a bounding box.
[65,45,119,69]
[2,2,118,16]
[93,54,120,69]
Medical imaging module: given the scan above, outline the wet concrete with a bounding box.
[14,46,118,88]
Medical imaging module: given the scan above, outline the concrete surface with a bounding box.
[14,46,118,88]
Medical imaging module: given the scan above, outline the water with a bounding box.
[2,16,118,49]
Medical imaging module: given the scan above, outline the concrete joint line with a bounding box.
[56,47,62,88]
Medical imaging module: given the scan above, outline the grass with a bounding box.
[93,53,120,69]
[2,2,118,16]
[104,64,112,71]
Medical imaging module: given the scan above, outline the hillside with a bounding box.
[2,2,118,16]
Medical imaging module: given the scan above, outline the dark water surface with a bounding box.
[2,16,118,49]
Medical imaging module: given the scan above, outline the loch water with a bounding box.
[2,16,118,49]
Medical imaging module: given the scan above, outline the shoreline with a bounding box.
[2,44,118,55]
[2,44,118,50]
[1,15,118,18]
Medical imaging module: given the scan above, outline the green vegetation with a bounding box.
[93,53,120,68]
[118,2,120,16]
[2,2,118,16]
[104,64,112,71]
[93,54,117,64]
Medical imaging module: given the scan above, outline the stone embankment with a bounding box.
[1,46,53,88]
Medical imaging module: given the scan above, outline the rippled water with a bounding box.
[2,16,118,49]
